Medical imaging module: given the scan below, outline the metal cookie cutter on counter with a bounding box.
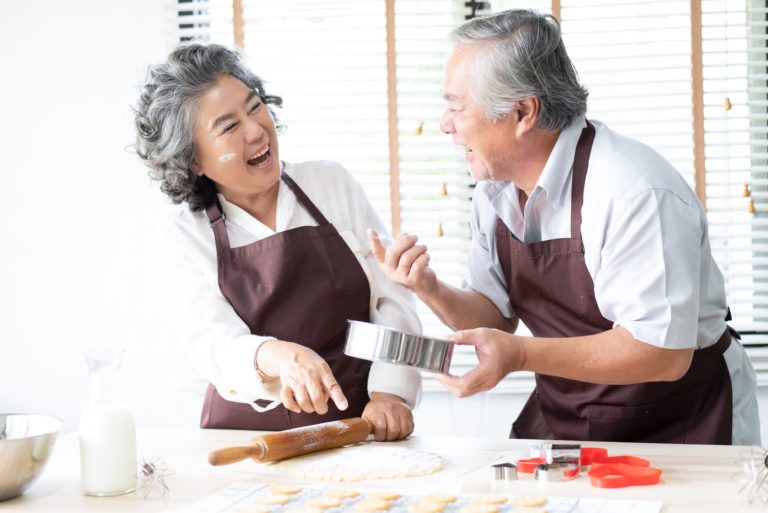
[490,462,517,480]
[534,462,580,482]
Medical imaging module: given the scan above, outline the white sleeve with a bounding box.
[152,218,282,411]
[464,187,515,318]
[594,188,702,349]
[339,165,423,408]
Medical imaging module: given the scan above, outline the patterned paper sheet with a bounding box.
[165,482,662,513]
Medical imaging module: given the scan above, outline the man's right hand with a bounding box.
[367,228,437,296]
[256,340,348,414]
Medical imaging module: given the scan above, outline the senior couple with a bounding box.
[135,9,760,446]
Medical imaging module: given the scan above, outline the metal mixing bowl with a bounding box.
[344,320,454,374]
[0,414,63,501]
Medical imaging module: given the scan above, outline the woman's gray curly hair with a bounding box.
[134,44,283,211]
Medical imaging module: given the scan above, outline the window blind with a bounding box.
[701,0,768,381]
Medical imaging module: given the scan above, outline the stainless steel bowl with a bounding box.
[344,320,454,374]
[0,414,63,501]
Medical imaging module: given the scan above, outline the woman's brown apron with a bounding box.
[495,122,733,444]
[200,171,372,430]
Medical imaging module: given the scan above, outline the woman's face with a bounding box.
[192,75,281,202]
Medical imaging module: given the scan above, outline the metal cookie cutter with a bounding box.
[490,462,518,480]
[546,443,581,473]
[534,462,580,482]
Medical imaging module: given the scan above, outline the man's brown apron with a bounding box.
[199,171,372,430]
[495,121,734,444]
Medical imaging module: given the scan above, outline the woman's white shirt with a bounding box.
[154,160,422,411]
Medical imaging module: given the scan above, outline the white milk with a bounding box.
[79,405,137,496]
[79,351,137,496]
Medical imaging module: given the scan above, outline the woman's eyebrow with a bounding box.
[210,91,259,130]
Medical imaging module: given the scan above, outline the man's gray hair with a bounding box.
[134,44,282,211]
[450,9,588,131]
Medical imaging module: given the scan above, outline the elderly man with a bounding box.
[369,9,760,445]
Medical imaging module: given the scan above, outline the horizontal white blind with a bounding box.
[702,0,768,353]
[239,0,392,221]
[168,0,234,47]
[560,0,696,188]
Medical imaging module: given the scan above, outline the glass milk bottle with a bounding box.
[79,350,137,496]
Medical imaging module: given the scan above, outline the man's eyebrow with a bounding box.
[211,91,260,130]
[442,92,459,102]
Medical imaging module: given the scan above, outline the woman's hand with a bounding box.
[256,340,348,414]
[362,392,414,441]
[367,229,437,297]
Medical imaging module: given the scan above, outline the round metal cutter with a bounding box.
[344,320,454,374]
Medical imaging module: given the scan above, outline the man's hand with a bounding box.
[367,228,437,296]
[257,340,348,414]
[362,392,414,441]
[437,328,525,397]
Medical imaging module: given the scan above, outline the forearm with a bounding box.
[520,327,694,384]
[418,280,516,332]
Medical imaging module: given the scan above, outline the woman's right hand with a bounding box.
[256,340,348,414]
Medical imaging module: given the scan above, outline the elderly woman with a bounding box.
[134,44,421,440]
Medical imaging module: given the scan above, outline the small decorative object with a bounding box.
[137,455,171,498]
[725,97,732,110]
[415,120,424,136]
[734,446,768,505]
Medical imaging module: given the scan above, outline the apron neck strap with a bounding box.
[570,120,596,240]
[280,170,331,225]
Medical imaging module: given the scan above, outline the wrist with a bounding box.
[254,339,281,379]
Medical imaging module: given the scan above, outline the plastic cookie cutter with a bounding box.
[490,462,518,480]
[580,447,608,468]
[588,455,661,488]
[516,456,547,474]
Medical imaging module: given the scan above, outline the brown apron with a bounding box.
[496,121,734,444]
[199,171,372,430]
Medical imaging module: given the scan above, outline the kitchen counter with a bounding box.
[4,429,766,512]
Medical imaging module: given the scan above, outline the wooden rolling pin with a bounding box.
[208,417,372,466]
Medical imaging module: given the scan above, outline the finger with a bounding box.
[383,409,400,441]
[446,329,482,347]
[396,245,428,274]
[400,409,414,440]
[306,377,330,415]
[408,252,430,282]
[384,234,418,271]
[371,411,387,441]
[280,387,301,413]
[292,387,315,413]
[367,228,387,263]
[321,371,348,411]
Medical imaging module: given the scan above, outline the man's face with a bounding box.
[439,46,520,182]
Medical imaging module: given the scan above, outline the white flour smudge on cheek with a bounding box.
[218,153,237,163]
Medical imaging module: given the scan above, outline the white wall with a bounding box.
[0,1,765,446]
[0,0,199,431]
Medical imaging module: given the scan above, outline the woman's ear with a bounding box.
[190,159,204,176]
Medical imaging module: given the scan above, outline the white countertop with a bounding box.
[5,429,767,512]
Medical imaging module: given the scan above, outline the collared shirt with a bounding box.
[465,117,760,445]
[154,160,422,411]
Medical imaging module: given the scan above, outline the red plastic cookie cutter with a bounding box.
[515,457,546,473]
[580,447,608,467]
[592,454,651,467]
[588,462,662,488]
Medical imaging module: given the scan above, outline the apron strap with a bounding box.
[280,170,331,226]
[205,200,232,261]
[570,120,596,242]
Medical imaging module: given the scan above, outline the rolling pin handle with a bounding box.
[207,442,266,466]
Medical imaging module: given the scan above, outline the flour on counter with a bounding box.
[263,444,443,481]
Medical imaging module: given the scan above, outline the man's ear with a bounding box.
[514,97,540,134]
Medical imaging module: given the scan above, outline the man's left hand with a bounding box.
[362,392,414,441]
